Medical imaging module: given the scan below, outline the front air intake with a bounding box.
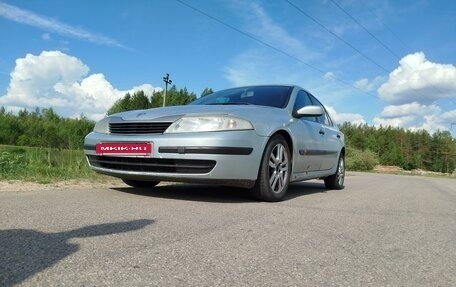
[109,122,172,134]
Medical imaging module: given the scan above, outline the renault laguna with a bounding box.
[84,85,345,201]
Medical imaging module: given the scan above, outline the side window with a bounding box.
[309,94,333,126]
[294,90,317,122]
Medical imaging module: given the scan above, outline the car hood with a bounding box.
[113,105,291,136]
[116,105,281,121]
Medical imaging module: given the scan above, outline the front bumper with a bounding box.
[84,130,267,188]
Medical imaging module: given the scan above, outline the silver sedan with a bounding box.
[84,85,345,201]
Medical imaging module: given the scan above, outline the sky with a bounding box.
[0,0,455,136]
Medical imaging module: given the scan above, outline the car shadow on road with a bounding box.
[112,181,328,203]
[0,219,154,287]
[284,181,328,200]
[113,183,256,203]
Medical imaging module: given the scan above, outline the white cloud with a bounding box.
[373,115,419,129]
[378,102,440,118]
[355,78,369,90]
[354,76,384,92]
[373,52,456,134]
[442,109,456,122]
[373,103,456,133]
[0,51,159,120]
[0,2,127,49]
[129,84,158,96]
[326,106,365,125]
[378,52,456,104]
[324,72,335,81]
[419,115,450,133]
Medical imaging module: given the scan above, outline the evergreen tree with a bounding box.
[201,88,214,97]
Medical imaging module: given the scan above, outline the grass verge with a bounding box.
[0,145,103,183]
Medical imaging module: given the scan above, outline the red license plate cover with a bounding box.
[95,143,152,156]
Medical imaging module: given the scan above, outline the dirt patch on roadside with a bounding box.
[0,178,127,192]
[0,178,179,192]
[374,165,403,173]
[374,165,455,178]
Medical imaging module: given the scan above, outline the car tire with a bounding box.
[122,179,160,188]
[253,135,291,202]
[324,154,345,190]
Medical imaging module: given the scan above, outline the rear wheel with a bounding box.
[122,179,160,188]
[253,135,291,202]
[324,154,345,189]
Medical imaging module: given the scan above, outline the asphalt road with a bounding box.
[0,172,455,287]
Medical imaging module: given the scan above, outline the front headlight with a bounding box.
[93,117,112,134]
[164,116,254,133]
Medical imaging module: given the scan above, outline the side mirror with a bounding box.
[296,105,324,117]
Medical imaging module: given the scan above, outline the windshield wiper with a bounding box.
[205,102,252,105]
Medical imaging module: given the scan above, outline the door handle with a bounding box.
[319,128,325,135]
[336,134,341,139]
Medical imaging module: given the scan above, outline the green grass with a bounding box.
[0,145,100,183]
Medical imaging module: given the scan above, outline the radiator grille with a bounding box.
[109,122,172,134]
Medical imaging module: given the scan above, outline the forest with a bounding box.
[342,122,455,174]
[0,86,455,174]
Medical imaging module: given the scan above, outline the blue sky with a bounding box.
[0,0,455,136]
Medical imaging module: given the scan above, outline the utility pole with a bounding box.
[162,73,172,107]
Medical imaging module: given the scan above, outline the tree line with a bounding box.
[0,107,94,150]
[340,122,456,174]
[0,87,454,173]
[107,86,213,115]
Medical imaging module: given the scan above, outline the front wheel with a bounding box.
[324,154,345,190]
[122,179,160,189]
[253,135,291,202]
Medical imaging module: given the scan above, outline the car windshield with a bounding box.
[191,86,293,108]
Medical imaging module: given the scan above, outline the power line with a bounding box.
[285,0,390,74]
[287,0,450,107]
[365,7,412,54]
[175,0,381,101]
[285,0,440,104]
[175,0,322,73]
[329,0,401,60]
[329,0,454,105]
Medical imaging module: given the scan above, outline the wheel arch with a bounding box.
[272,129,293,160]
[340,146,345,158]
[255,129,294,176]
